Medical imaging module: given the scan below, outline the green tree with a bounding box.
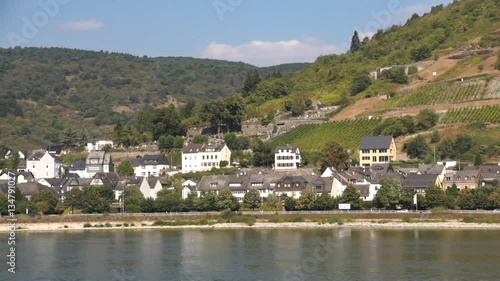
[474,154,483,166]
[456,188,476,210]
[350,75,372,95]
[411,45,432,61]
[405,135,430,159]
[155,189,183,212]
[416,109,438,131]
[430,130,440,144]
[314,192,335,210]
[123,186,145,213]
[243,189,262,210]
[284,197,297,211]
[62,128,78,149]
[297,190,316,210]
[474,187,494,210]
[216,189,240,211]
[266,193,281,210]
[438,138,455,159]
[373,178,413,210]
[32,188,59,214]
[380,67,408,84]
[81,185,111,213]
[242,70,261,97]
[424,186,445,209]
[487,188,500,209]
[65,188,83,214]
[320,142,350,171]
[173,136,184,148]
[152,105,186,140]
[350,31,362,52]
[141,197,156,213]
[99,185,115,202]
[192,134,208,144]
[219,160,229,168]
[159,135,175,150]
[252,140,274,167]
[454,135,472,157]
[340,185,362,210]
[117,159,135,176]
[224,133,239,151]
[196,191,218,211]
[444,184,459,209]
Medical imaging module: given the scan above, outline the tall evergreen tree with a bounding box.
[350,31,362,52]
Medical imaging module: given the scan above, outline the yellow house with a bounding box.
[359,136,397,167]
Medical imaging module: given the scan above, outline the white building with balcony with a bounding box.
[274,145,301,170]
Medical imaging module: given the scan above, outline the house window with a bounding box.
[379,149,387,153]
[372,156,377,162]
[379,156,389,162]
[362,157,370,161]
[361,150,370,154]
[372,149,377,153]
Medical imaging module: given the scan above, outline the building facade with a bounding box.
[181,143,231,173]
[26,150,61,179]
[274,145,301,170]
[359,136,397,167]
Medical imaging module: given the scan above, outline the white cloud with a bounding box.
[201,38,344,67]
[61,20,104,31]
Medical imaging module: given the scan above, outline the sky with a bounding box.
[0,0,453,67]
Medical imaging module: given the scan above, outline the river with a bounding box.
[2,228,500,280]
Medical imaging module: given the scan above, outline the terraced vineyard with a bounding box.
[484,79,500,99]
[377,80,487,109]
[440,105,500,124]
[270,118,381,151]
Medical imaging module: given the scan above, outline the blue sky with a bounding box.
[0,0,452,66]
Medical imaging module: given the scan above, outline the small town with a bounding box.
[1,132,499,214]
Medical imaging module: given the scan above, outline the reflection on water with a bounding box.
[1,228,499,281]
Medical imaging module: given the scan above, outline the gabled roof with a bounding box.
[130,158,142,167]
[47,144,64,155]
[70,160,86,170]
[417,164,445,175]
[275,145,300,154]
[403,174,438,189]
[17,182,47,196]
[359,136,393,150]
[354,184,370,197]
[27,150,46,161]
[140,154,169,165]
[182,143,226,154]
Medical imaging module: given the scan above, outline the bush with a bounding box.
[63,225,68,229]
[289,216,305,222]
[462,216,475,223]
[83,223,92,228]
[123,223,129,227]
[115,224,122,227]
[402,216,412,223]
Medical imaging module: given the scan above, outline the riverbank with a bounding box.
[3,220,500,232]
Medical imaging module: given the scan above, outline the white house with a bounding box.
[26,150,61,179]
[274,145,301,170]
[182,180,198,199]
[87,138,114,152]
[134,154,170,177]
[139,177,163,199]
[181,143,231,173]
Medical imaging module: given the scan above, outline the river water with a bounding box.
[1,228,500,281]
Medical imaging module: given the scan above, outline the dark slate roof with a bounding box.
[417,164,445,175]
[370,163,393,174]
[140,154,169,165]
[17,182,47,196]
[42,178,62,187]
[93,172,120,187]
[70,160,86,170]
[275,145,300,154]
[403,174,438,189]
[182,143,226,154]
[47,145,64,155]
[17,160,26,169]
[130,158,142,167]
[27,150,46,161]
[359,136,393,150]
[147,177,161,189]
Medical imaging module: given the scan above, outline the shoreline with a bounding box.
[3,221,500,232]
